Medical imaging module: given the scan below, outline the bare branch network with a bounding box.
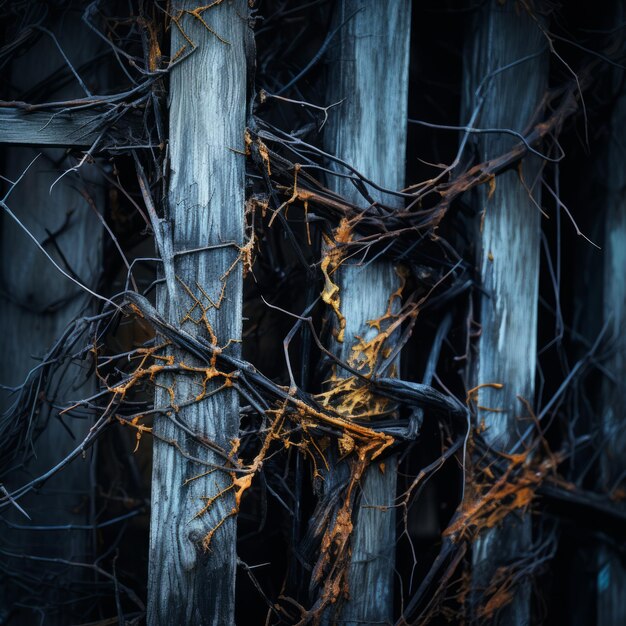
[0,1,625,625]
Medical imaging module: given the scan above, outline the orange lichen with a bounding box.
[258,139,272,176]
[305,434,391,622]
[319,218,355,343]
[147,20,162,72]
[444,450,561,543]
[352,266,413,375]
[115,414,153,453]
[320,254,346,343]
[315,374,390,420]
[240,196,267,276]
[317,265,414,421]
[269,164,301,226]
[479,584,513,619]
[337,432,355,457]
[180,1,230,46]
[112,295,396,618]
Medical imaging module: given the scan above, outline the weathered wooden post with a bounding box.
[597,38,626,626]
[322,1,411,623]
[147,2,248,624]
[462,2,547,623]
[0,16,103,625]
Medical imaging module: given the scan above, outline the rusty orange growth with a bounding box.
[443,448,561,544]
[466,382,504,405]
[170,0,230,52]
[295,187,355,217]
[269,163,301,227]
[177,279,244,365]
[123,294,396,606]
[230,402,288,509]
[320,217,353,343]
[241,196,267,277]
[315,375,390,420]
[198,398,322,550]
[196,402,286,553]
[305,238,414,617]
[101,328,233,409]
[244,129,272,177]
[107,350,174,398]
[347,265,409,374]
[199,391,394,556]
[318,265,415,421]
[466,381,506,413]
[145,18,162,72]
[478,570,515,621]
[305,435,390,623]
[291,398,393,459]
[302,241,410,619]
[116,414,153,453]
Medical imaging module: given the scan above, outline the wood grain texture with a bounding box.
[597,52,626,626]
[462,3,547,624]
[147,2,248,625]
[0,14,104,625]
[322,1,411,623]
[0,107,144,148]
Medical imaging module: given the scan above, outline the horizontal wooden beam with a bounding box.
[0,106,148,149]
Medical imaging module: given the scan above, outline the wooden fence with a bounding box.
[0,1,624,625]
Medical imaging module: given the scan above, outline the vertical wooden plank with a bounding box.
[322,1,411,623]
[0,14,103,626]
[462,2,547,623]
[597,44,626,626]
[147,2,247,625]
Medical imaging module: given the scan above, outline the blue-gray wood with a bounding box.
[147,2,248,625]
[0,107,145,148]
[322,1,411,623]
[597,47,626,626]
[462,2,547,624]
[0,15,103,626]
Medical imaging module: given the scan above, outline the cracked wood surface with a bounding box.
[322,1,411,623]
[147,2,247,624]
[463,2,547,624]
[0,107,145,148]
